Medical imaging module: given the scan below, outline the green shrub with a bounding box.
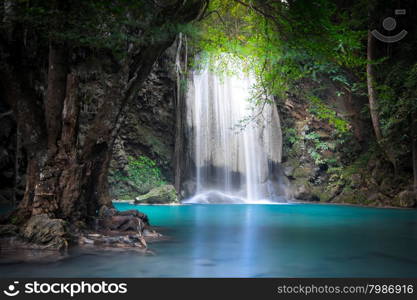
[308,95,350,133]
[111,156,166,198]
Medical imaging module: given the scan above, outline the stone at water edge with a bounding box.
[135,184,178,204]
[0,224,19,237]
[21,214,68,250]
[394,190,417,208]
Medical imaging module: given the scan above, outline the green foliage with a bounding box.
[283,128,298,145]
[112,156,166,198]
[302,130,328,165]
[374,58,417,160]
[327,149,372,190]
[9,0,189,59]
[307,96,350,133]
[190,0,365,98]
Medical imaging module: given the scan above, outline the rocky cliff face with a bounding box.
[109,45,178,199]
[0,44,179,205]
[280,78,416,208]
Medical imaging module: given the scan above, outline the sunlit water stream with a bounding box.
[2,203,417,277]
[185,65,289,203]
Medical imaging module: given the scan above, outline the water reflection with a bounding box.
[1,204,417,277]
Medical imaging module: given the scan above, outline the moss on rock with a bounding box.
[135,185,178,204]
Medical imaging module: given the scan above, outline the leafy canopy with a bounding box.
[190,0,365,98]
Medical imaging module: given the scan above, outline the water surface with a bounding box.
[1,203,417,277]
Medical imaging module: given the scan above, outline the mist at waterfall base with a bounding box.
[183,65,289,204]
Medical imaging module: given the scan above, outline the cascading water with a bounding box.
[184,63,290,204]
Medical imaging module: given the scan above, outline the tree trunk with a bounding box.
[13,100,20,208]
[412,110,417,192]
[174,33,186,192]
[45,42,68,156]
[366,30,397,172]
[366,31,383,142]
[0,0,208,231]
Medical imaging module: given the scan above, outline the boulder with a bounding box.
[293,165,314,178]
[283,165,295,177]
[100,215,142,232]
[0,224,19,237]
[394,190,417,208]
[97,206,149,232]
[118,209,149,225]
[135,184,178,204]
[292,182,313,201]
[21,214,68,250]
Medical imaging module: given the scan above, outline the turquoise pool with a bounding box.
[1,203,417,277]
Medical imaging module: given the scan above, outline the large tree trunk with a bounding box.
[0,0,208,247]
[17,43,175,226]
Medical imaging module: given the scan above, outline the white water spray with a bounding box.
[184,63,288,204]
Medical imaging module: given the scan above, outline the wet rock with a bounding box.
[0,224,18,237]
[283,165,295,177]
[99,215,143,232]
[118,209,149,225]
[21,214,68,250]
[135,184,178,204]
[292,182,312,200]
[78,232,148,249]
[97,205,149,232]
[143,229,161,238]
[181,180,196,198]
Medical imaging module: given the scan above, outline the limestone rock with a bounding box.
[21,214,68,250]
[293,165,314,178]
[292,182,313,200]
[109,50,178,199]
[135,184,178,204]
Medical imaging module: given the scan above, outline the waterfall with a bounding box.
[184,65,289,204]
